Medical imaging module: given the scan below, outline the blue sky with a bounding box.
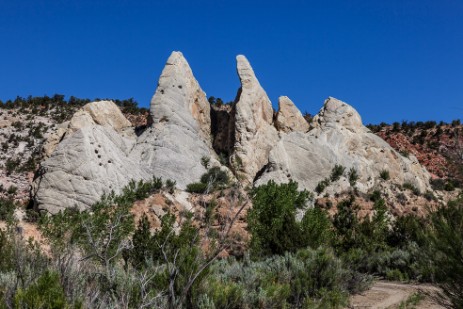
[0,0,462,124]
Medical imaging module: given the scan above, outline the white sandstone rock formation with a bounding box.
[131,51,216,190]
[230,55,279,184]
[255,97,431,194]
[33,53,433,213]
[275,96,310,133]
[35,52,217,212]
[42,100,134,157]
[33,126,149,214]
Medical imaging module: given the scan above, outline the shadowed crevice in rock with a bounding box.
[210,105,235,159]
[253,162,271,183]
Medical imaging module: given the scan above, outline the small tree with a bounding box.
[333,196,360,253]
[248,180,312,257]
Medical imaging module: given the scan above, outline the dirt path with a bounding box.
[348,281,444,309]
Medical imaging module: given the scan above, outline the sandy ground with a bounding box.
[348,281,444,309]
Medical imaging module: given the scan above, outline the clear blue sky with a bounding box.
[1,0,462,124]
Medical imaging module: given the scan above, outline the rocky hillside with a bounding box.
[371,121,463,184]
[0,51,461,218]
[0,97,146,202]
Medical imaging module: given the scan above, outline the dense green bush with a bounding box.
[198,247,360,309]
[0,198,16,221]
[300,207,334,249]
[186,182,208,193]
[423,198,463,307]
[121,177,163,201]
[331,195,430,282]
[315,178,330,194]
[330,164,345,182]
[165,179,176,194]
[200,167,229,188]
[13,271,70,309]
[186,166,229,194]
[348,168,359,186]
[247,180,312,257]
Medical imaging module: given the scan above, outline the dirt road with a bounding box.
[348,281,444,309]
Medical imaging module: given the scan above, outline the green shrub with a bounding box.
[399,150,410,158]
[430,179,446,191]
[187,166,229,194]
[386,269,408,281]
[300,207,334,249]
[186,182,207,194]
[402,182,420,196]
[248,180,311,257]
[315,178,330,194]
[126,177,163,200]
[330,165,345,182]
[130,211,208,308]
[200,247,359,309]
[0,198,15,221]
[6,186,17,196]
[200,167,229,189]
[369,190,382,202]
[379,169,390,181]
[444,181,455,191]
[5,158,20,175]
[0,229,14,271]
[165,179,176,194]
[348,168,359,186]
[200,156,210,169]
[333,196,360,252]
[423,198,463,307]
[14,271,68,309]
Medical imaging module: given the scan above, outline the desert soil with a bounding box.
[348,281,444,309]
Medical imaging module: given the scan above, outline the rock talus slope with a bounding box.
[255,97,431,194]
